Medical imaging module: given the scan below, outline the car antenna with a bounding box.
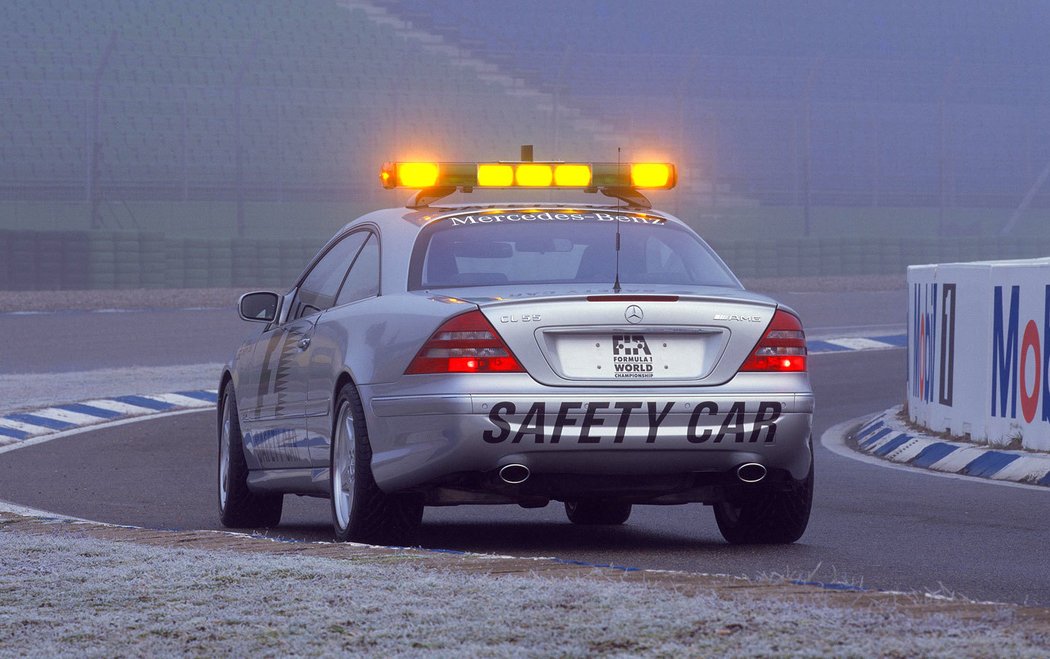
[613,147,622,294]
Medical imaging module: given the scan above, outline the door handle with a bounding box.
[297,336,311,351]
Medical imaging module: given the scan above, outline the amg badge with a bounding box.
[714,313,763,322]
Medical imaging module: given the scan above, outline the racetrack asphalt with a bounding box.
[3,348,1049,606]
[4,288,1048,606]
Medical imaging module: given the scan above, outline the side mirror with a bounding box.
[238,291,280,323]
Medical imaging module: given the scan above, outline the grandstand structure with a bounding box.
[5,1,1049,220]
[0,0,619,219]
[396,0,1050,211]
[1,1,1047,289]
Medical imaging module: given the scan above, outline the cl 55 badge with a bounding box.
[714,314,763,322]
[500,314,541,323]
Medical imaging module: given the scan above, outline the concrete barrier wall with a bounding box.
[908,258,1050,451]
[4,230,1050,290]
[0,231,323,290]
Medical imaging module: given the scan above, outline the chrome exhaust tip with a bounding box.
[498,464,530,485]
[736,463,767,484]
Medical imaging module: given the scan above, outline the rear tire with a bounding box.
[564,500,632,525]
[218,382,283,528]
[330,382,423,545]
[713,456,813,545]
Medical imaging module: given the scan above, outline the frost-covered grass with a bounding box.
[1,530,1047,657]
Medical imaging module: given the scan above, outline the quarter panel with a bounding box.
[306,293,484,467]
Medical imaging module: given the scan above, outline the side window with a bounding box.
[335,233,380,306]
[293,231,368,320]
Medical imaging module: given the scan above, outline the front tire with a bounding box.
[218,382,282,528]
[713,457,813,545]
[330,382,423,544]
[564,500,632,525]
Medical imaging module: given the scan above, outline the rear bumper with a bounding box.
[364,389,813,495]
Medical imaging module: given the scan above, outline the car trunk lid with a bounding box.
[471,291,777,387]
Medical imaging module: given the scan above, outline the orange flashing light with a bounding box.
[380,160,676,191]
[477,163,514,187]
[630,163,673,188]
[396,162,440,188]
[554,164,592,187]
[515,163,554,187]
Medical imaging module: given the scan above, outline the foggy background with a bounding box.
[1,0,1048,290]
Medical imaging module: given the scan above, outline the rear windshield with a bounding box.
[409,210,739,289]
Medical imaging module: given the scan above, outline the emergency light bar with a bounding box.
[380,161,677,191]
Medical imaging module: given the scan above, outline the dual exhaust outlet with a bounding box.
[736,462,767,484]
[498,463,765,485]
[498,463,530,485]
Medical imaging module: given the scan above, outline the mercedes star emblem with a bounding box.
[625,305,644,324]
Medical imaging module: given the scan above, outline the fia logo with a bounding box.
[612,334,652,356]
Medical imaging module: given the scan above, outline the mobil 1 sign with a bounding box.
[991,283,1049,427]
[911,281,956,407]
[907,260,1050,452]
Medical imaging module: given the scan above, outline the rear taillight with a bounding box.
[405,310,524,374]
[740,309,807,372]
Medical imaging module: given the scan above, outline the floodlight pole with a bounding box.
[1001,160,1050,236]
[88,31,117,230]
[180,99,189,200]
[234,39,257,238]
[870,115,881,207]
[709,115,719,208]
[938,59,957,237]
[801,60,820,237]
[552,46,570,153]
[677,52,699,215]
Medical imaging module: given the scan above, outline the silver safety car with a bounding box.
[218,158,814,545]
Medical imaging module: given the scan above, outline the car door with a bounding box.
[244,314,316,469]
[307,230,381,465]
[246,232,370,469]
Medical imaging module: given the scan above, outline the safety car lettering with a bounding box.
[646,402,674,442]
[450,212,665,226]
[482,400,782,444]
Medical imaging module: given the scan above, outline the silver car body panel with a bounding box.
[222,203,814,503]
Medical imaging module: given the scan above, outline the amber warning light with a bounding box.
[380,161,676,191]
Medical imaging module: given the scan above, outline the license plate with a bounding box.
[549,331,715,380]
